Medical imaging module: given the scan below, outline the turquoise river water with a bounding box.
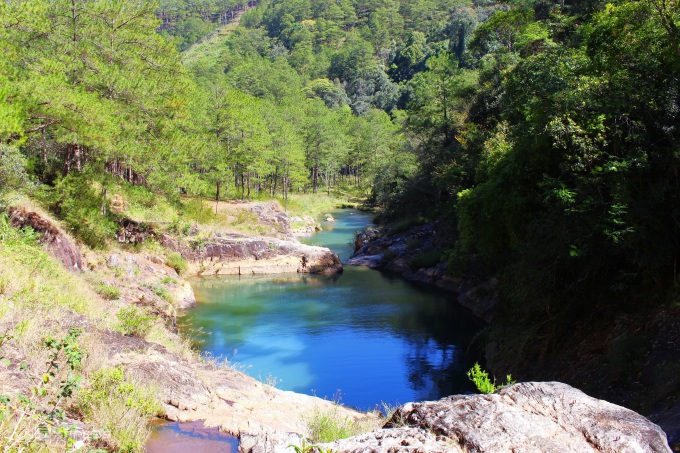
[183,209,482,411]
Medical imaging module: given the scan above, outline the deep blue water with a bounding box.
[183,209,481,411]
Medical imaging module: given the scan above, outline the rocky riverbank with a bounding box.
[322,382,671,453]
[161,233,342,276]
[349,223,498,322]
[2,204,674,452]
[157,201,343,276]
[350,222,680,449]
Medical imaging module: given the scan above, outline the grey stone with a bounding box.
[107,254,121,268]
[324,382,671,453]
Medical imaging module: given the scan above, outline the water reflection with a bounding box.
[145,421,238,453]
[185,243,482,410]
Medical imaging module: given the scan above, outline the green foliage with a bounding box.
[0,145,32,196]
[0,212,95,314]
[115,307,155,338]
[305,402,377,445]
[165,252,188,276]
[307,410,359,444]
[48,176,118,249]
[408,249,443,270]
[95,284,122,301]
[0,329,84,451]
[77,367,161,452]
[466,362,515,394]
[389,216,428,235]
[288,437,316,453]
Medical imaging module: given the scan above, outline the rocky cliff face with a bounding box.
[8,206,84,271]
[349,223,498,322]
[161,233,342,276]
[322,382,672,453]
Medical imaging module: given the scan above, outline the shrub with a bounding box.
[181,199,215,224]
[0,144,32,196]
[379,249,396,265]
[115,307,154,337]
[466,362,515,394]
[0,329,84,452]
[408,249,443,270]
[389,215,427,235]
[77,367,161,452]
[165,252,188,275]
[96,284,121,300]
[50,175,118,249]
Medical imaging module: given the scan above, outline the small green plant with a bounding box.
[160,276,177,285]
[0,330,12,365]
[0,328,84,451]
[96,283,122,300]
[165,252,188,275]
[380,401,407,427]
[115,307,154,337]
[288,437,315,453]
[0,275,8,295]
[305,401,376,445]
[144,282,173,302]
[77,367,161,452]
[466,362,515,394]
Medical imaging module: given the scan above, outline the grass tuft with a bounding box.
[306,404,379,444]
[76,367,161,452]
[115,307,155,338]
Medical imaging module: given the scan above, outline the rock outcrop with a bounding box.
[8,206,84,271]
[95,329,376,453]
[349,223,498,321]
[162,233,342,276]
[247,201,294,239]
[323,382,672,453]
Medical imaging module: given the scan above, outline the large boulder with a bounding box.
[324,382,671,453]
[169,234,343,276]
[8,206,83,271]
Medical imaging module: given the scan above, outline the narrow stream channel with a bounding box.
[184,209,482,411]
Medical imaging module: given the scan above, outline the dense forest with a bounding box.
[3,0,680,423]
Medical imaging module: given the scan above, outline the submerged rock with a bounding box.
[323,382,671,453]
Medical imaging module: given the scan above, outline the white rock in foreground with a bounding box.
[323,382,671,453]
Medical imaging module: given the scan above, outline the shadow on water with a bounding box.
[183,209,485,410]
[146,421,238,452]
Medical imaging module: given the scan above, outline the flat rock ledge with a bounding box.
[162,234,342,276]
[321,382,672,453]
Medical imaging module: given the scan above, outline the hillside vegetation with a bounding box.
[2,0,680,448]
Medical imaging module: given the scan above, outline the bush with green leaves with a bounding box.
[96,283,121,300]
[115,307,155,337]
[0,144,32,197]
[466,362,515,394]
[165,252,188,275]
[77,367,161,452]
[0,328,84,451]
[305,404,377,445]
[48,175,118,249]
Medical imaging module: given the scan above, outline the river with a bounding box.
[183,208,482,411]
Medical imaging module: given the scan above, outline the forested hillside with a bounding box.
[2,0,680,435]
